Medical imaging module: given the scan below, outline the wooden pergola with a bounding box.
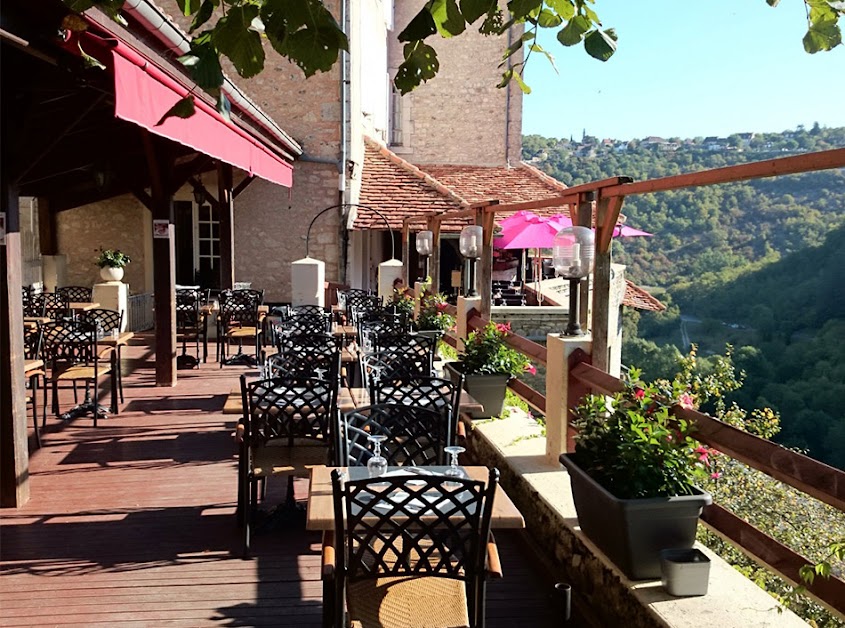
[0,0,299,507]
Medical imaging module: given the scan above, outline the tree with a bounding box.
[66,0,845,114]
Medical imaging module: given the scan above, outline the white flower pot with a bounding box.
[100,266,124,282]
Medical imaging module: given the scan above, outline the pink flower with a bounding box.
[633,388,645,400]
[678,393,695,409]
[495,322,511,333]
[525,363,537,375]
[710,472,722,479]
[435,302,448,311]
[694,446,710,464]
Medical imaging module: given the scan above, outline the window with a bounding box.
[195,202,221,287]
[389,84,403,146]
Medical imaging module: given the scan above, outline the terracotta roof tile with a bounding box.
[623,281,666,312]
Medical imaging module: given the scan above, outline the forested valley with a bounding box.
[522,126,845,468]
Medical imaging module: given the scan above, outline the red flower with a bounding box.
[694,446,710,464]
[435,302,448,311]
[710,472,722,480]
[525,363,537,375]
[633,388,645,400]
[495,322,511,333]
[678,393,695,410]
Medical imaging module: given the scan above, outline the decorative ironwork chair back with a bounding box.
[57,286,92,303]
[266,338,341,383]
[176,289,203,329]
[372,375,461,433]
[41,319,99,365]
[337,403,453,467]
[358,317,405,353]
[359,350,429,396]
[23,287,44,317]
[289,304,328,319]
[220,289,263,328]
[331,467,498,585]
[24,323,44,361]
[33,292,69,321]
[276,314,331,338]
[81,309,123,336]
[373,333,436,373]
[242,375,336,447]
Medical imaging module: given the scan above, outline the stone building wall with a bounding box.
[56,195,150,294]
[491,306,570,341]
[388,1,523,166]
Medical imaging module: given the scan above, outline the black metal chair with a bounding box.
[266,334,341,383]
[33,292,69,321]
[273,315,331,341]
[335,403,453,467]
[23,323,45,448]
[41,319,116,426]
[373,332,436,373]
[57,286,92,303]
[324,467,501,628]
[238,374,337,555]
[218,289,264,367]
[176,289,206,368]
[289,304,329,319]
[80,308,125,403]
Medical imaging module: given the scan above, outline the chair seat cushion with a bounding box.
[55,363,112,380]
[228,326,258,338]
[347,575,469,628]
[251,441,328,476]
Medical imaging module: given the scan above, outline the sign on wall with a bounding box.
[152,220,170,238]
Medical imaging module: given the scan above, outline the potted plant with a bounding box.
[415,292,455,340]
[95,248,131,282]
[445,321,534,418]
[559,367,714,580]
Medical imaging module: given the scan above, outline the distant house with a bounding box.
[642,136,668,147]
[704,136,725,151]
[737,132,755,148]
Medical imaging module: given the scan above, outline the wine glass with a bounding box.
[443,445,466,480]
[367,434,388,478]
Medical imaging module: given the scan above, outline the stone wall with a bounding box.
[491,305,569,340]
[56,195,150,294]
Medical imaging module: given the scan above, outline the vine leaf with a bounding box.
[584,27,617,61]
[395,42,440,94]
[212,4,265,79]
[156,95,196,126]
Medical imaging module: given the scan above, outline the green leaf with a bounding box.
[511,70,531,94]
[529,42,558,72]
[584,27,617,60]
[431,0,466,37]
[547,0,575,21]
[398,5,438,42]
[156,95,196,126]
[190,0,216,33]
[460,0,496,24]
[78,42,106,70]
[557,15,591,46]
[537,9,562,28]
[508,0,543,19]
[395,42,440,94]
[212,4,265,78]
[766,0,780,6]
[178,33,224,90]
[63,0,96,11]
[176,0,202,16]
[803,18,842,52]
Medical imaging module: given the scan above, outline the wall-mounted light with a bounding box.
[416,230,433,281]
[460,225,483,298]
[553,226,595,335]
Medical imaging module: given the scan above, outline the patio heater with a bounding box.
[553,226,595,336]
[459,225,483,298]
[416,230,433,282]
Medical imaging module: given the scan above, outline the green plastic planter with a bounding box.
[444,361,510,419]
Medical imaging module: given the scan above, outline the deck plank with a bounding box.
[1,333,568,627]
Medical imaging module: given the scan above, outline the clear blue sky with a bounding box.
[522,0,845,140]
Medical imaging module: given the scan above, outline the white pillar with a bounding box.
[291,257,325,307]
[455,295,482,351]
[545,333,592,465]
[92,281,129,331]
[377,259,404,303]
[41,255,67,292]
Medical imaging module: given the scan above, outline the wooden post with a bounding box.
[576,193,594,330]
[0,175,30,507]
[591,195,624,372]
[37,196,57,256]
[217,162,235,290]
[427,215,441,293]
[143,132,177,387]
[478,208,495,320]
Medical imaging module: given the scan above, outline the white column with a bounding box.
[545,333,592,465]
[291,257,325,307]
[455,295,482,351]
[377,259,404,303]
[92,281,129,331]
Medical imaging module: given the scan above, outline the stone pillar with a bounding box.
[545,333,592,465]
[377,259,403,304]
[456,295,482,351]
[291,257,325,307]
[92,282,129,331]
[41,254,67,292]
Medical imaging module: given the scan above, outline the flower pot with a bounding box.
[445,361,510,419]
[100,266,124,282]
[414,329,443,342]
[660,548,710,596]
[559,453,712,580]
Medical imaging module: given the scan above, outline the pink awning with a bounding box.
[111,42,293,188]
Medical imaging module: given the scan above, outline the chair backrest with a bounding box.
[220,289,263,328]
[241,375,336,447]
[266,335,340,382]
[57,286,93,302]
[273,316,333,346]
[22,287,44,317]
[33,292,69,321]
[358,317,405,353]
[23,323,43,361]
[289,304,327,318]
[176,289,202,329]
[336,403,453,467]
[371,375,461,435]
[41,319,99,365]
[372,333,436,374]
[81,308,123,336]
[331,467,498,593]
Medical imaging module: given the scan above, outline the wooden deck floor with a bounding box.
[1,334,570,627]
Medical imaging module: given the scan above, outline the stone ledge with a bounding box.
[465,412,805,628]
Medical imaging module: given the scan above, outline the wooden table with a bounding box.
[24,316,51,326]
[24,359,43,376]
[68,302,100,312]
[306,465,525,531]
[97,331,134,412]
[333,324,357,339]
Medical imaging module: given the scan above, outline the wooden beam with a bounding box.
[142,130,177,387]
[591,195,624,373]
[217,162,235,290]
[427,215,441,293]
[0,175,30,507]
[36,196,57,256]
[508,379,547,415]
[232,175,255,199]
[401,220,410,284]
[478,208,495,319]
[131,187,154,212]
[189,176,221,212]
[602,148,845,198]
[595,194,624,254]
[169,155,211,196]
[576,194,592,332]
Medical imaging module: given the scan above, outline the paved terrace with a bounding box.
[1,334,568,627]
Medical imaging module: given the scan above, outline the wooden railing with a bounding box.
[441,305,845,615]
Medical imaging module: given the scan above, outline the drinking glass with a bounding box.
[443,445,466,480]
[367,434,388,478]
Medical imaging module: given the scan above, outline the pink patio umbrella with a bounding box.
[496,212,570,250]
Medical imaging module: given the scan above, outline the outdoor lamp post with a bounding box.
[416,230,433,281]
[553,226,595,336]
[460,225,483,298]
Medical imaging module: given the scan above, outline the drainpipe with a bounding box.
[120,0,301,158]
[339,0,351,285]
[504,25,512,167]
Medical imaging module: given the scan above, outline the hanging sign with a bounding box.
[152,220,170,238]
